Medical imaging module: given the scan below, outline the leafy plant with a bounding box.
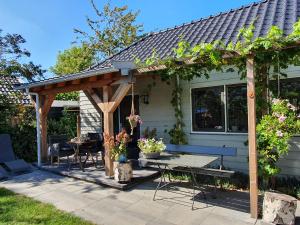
[104,130,131,162]
[257,99,300,183]
[142,127,157,139]
[137,138,166,153]
[48,109,77,139]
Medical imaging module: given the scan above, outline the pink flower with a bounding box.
[276,130,284,137]
[278,115,287,123]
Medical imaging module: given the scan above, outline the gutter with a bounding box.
[16,61,136,91]
[26,88,42,167]
[16,67,119,91]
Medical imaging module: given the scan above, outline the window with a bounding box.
[227,85,248,133]
[192,86,225,132]
[270,77,300,114]
[191,84,248,133]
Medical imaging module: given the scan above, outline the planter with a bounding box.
[113,161,133,183]
[142,152,161,159]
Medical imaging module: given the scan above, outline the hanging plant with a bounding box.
[126,83,142,135]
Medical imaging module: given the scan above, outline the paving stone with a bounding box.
[200,214,254,225]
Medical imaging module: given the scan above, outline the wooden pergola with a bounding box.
[18,57,259,218]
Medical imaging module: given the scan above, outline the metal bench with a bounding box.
[165,144,237,178]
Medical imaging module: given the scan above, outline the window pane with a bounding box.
[192,86,225,132]
[227,84,248,133]
[270,77,300,114]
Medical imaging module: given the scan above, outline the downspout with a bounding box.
[26,88,42,167]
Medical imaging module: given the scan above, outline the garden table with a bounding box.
[139,152,218,209]
[68,139,97,172]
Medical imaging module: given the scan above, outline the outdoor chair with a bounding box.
[48,135,74,166]
[87,132,104,166]
[0,134,32,174]
[0,165,8,180]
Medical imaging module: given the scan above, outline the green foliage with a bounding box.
[74,0,143,59]
[0,105,37,162]
[55,92,79,101]
[0,188,94,224]
[50,44,95,101]
[168,77,187,144]
[48,110,77,139]
[50,44,95,76]
[257,99,300,181]
[0,30,44,81]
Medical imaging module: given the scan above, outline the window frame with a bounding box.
[190,83,248,135]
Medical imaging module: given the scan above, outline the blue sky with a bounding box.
[0,0,255,77]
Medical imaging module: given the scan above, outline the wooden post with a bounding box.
[85,83,131,177]
[77,114,81,138]
[246,56,259,219]
[39,94,55,162]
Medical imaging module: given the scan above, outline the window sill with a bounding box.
[190,131,248,136]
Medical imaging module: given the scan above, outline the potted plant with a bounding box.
[137,138,166,159]
[104,130,133,182]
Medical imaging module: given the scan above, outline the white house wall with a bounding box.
[79,67,300,177]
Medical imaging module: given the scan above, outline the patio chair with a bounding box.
[0,134,32,173]
[48,135,74,166]
[0,165,8,180]
[87,132,104,166]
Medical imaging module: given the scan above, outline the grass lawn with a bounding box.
[0,188,95,225]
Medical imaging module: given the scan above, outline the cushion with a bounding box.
[0,166,8,179]
[4,159,31,173]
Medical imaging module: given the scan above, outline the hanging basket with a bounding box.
[127,83,142,135]
[127,114,142,135]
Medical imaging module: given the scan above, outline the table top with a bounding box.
[139,152,218,169]
[68,139,96,145]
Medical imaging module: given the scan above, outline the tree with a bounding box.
[74,0,143,59]
[50,44,95,75]
[0,29,44,82]
[50,44,95,100]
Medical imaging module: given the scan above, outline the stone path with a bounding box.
[0,170,299,225]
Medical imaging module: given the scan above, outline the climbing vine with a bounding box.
[135,19,300,180]
[168,75,187,144]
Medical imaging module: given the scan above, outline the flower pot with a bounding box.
[142,152,160,159]
[113,161,133,183]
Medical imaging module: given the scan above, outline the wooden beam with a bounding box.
[41,95,55,117]
[84,90,106,113]
[38,79,114,95]
[57,82,66,87]
[107,83,131,112]
[246,56,258,219]
[71,79,81,85]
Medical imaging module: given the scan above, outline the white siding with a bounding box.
[79,91,102,134]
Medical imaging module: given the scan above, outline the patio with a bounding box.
[0,169,280,225]
[37,161,159,190]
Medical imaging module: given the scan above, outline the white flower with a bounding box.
[276,130,284,137]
